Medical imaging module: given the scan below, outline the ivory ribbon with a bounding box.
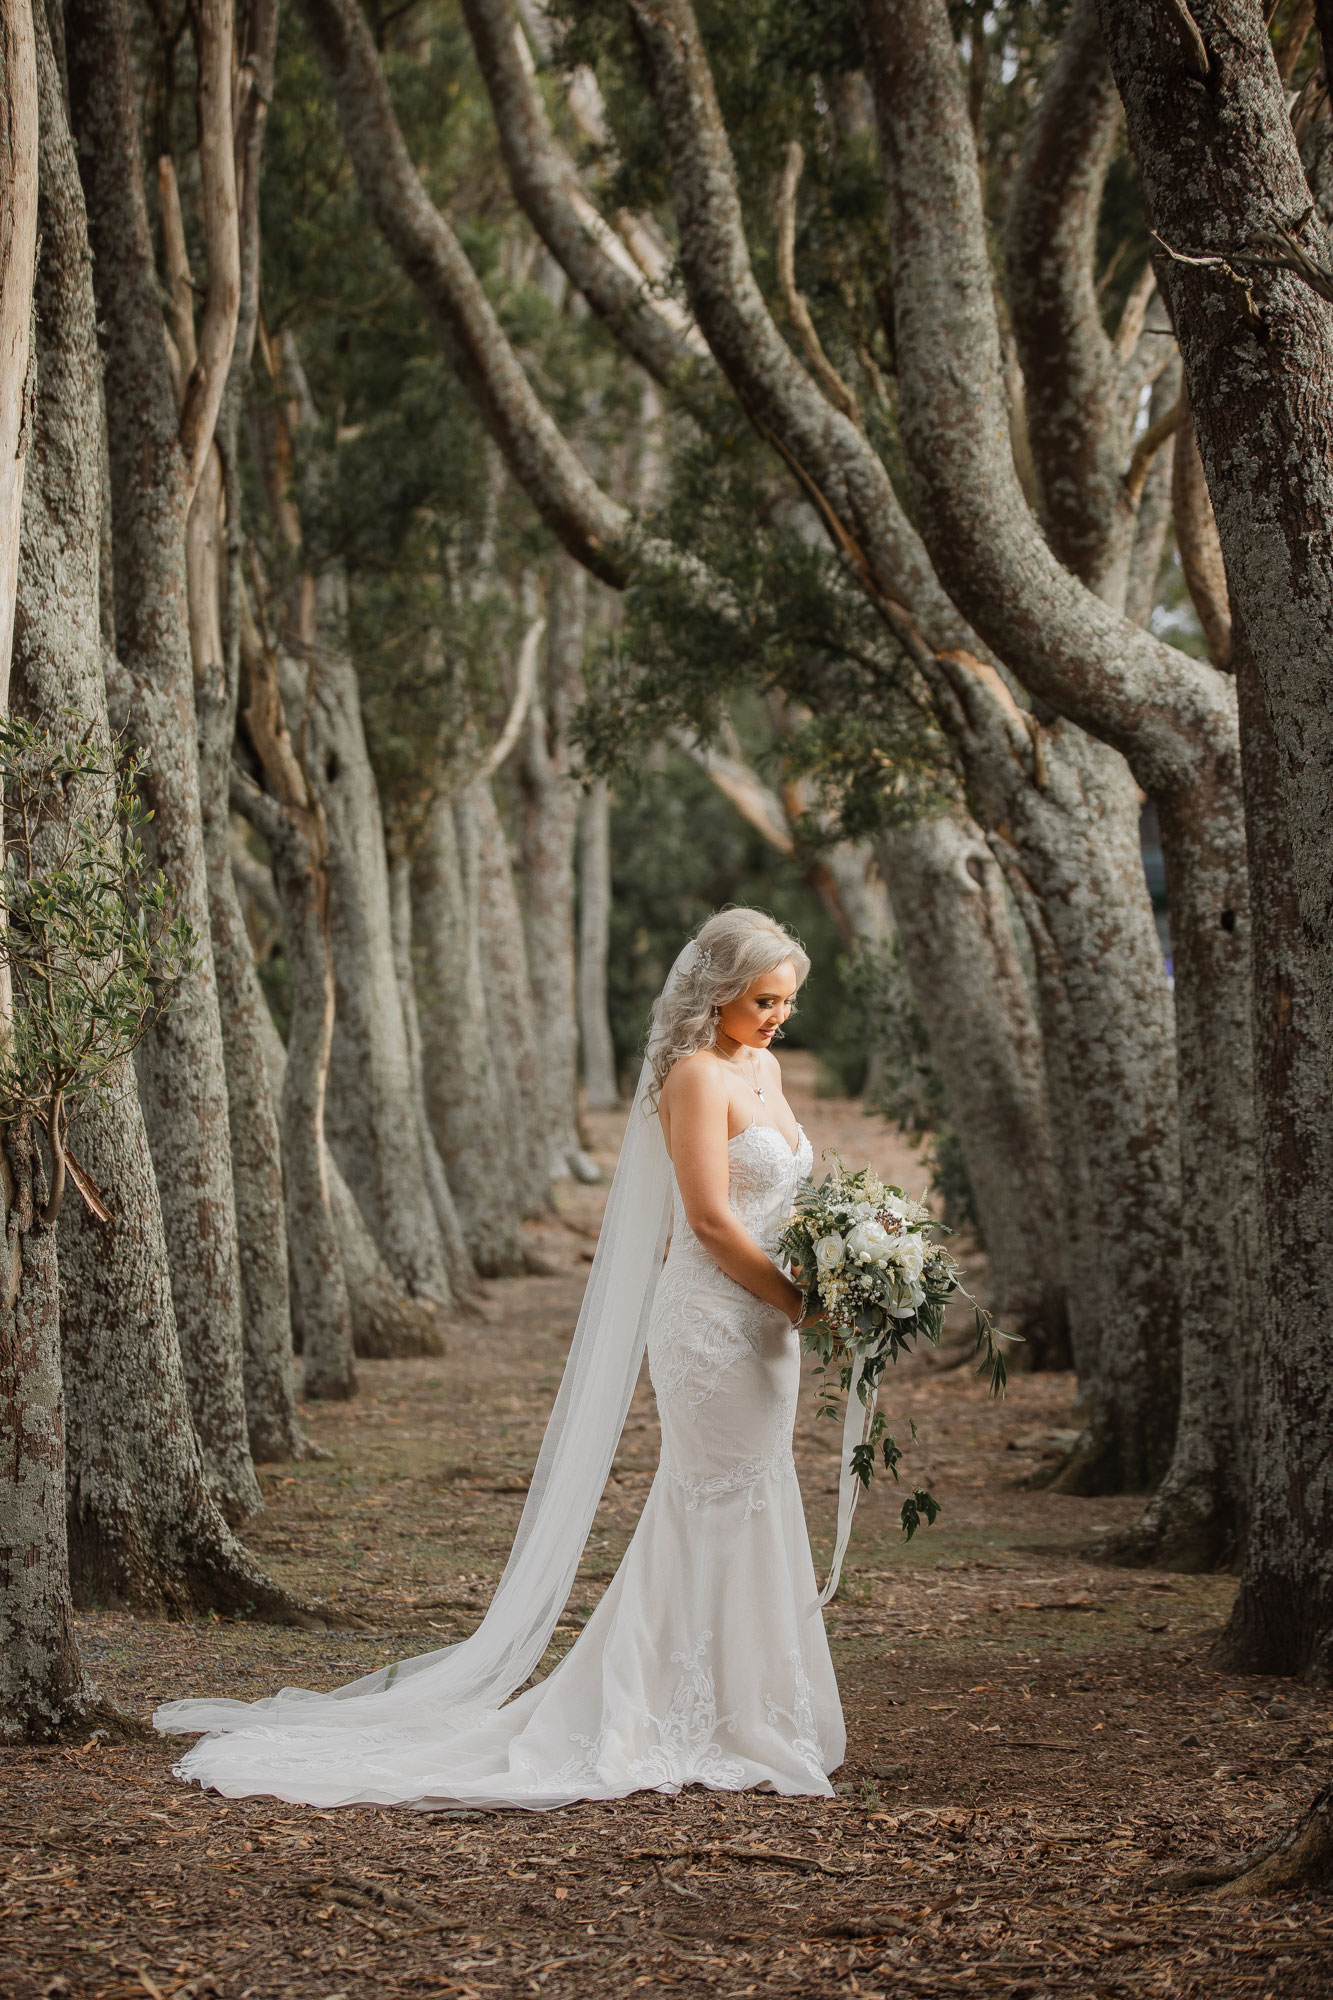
[819,1349,877,1607]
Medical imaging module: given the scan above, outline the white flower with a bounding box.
[889,1231,925,1283]
[881,1193,909,1223]
[846,1219,893,1265]
[814,1233,846,1272]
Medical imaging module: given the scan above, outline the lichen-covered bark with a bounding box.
[577,776,620,1111]
[301,610,456,1307]
[1218,628,1333,1678]
[387,853,476,1305]
[470,776,552,1220]
[1003,0,1137,599]
[878,814,1068,1365]
[255,1000,445,1362]
[517,560,597,1182]
[856,0,1263,1508]
[195,0,299,1462]
[1097,0,1333,1063]
[0,0,37,700]
[66,0,258,1523]
[17,8,303,1623]
[460,0,699,387]
[0,1123,86,1741]
[241,783,356,1404]
[411,795,528,1275]
[928,664,1182,1487]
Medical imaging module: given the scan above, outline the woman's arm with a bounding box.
[662,1058,805,1321]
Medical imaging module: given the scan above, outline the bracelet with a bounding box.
[789,1295,808,1331]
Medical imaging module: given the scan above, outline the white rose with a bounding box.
[846,1219,893,1265]
[890,1231,925,1283]
[814,1233,846,1272]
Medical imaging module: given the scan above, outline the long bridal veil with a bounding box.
[156,984,679,1746]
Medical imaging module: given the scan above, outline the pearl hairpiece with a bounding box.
[695,946,713,970]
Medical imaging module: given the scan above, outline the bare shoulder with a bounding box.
[660,1047,730,1112]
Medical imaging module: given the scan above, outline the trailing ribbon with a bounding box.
[819,1348,877,1606]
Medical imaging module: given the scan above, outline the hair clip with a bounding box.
[695,946,713,970]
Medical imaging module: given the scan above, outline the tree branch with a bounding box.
[1003,0,1132,589]
[480,613,545,776]
[177,0,241,505]
[857,0,1235,799]
[295,0,634,584]
[774,140,859,425]
[458,0,703,386]
[1171,381,1232,667]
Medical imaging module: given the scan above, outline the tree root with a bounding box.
[1156,1785,1333,1898]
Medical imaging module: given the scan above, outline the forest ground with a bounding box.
[4,1054,1331,2000]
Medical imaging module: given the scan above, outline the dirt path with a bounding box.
[4,1054,1331,1998]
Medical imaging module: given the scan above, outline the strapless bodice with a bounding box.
[667,1119,813,1269]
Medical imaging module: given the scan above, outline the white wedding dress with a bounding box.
[158,1117,844,1810]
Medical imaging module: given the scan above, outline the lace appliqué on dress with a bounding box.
[764,1649,828,1785]
[626,1631,746,1789]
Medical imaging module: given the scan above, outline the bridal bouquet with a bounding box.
[779,1157,1010,1538]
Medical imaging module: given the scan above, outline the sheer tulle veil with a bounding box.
[155,947,695,1745]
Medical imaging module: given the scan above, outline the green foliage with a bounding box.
[0,719,195,1209]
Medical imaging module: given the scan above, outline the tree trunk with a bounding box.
[193,0,298,1463]
[517,559,597,1181]
[301,609,456,1306]
[59,1069,314,1621]
[1217,628,1333,1678]
[942,689,1182,1490]
[255,994,447,1361]
[67,0,259,1524]
[411,794,528,1275]
[1099,0,1333,1067]
[0,1121,86,1741]
[578,775,620,1110]
[386,851,477,1303]
[877,813,1069,1365]
[470,774,551,1218]
[0,0,37,700]
[18,4,305,1623]
[260,799,356,1403]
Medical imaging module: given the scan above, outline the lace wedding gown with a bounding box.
[159,1119,844,1810]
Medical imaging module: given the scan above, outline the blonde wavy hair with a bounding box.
[645,908,810,1111]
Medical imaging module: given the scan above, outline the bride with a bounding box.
[157,908,845,1808]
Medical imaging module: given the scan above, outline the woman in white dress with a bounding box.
[157,908,845,1808]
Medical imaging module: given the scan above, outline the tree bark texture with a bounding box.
[0,0,37,701]
[67,0,259,1524]
[1099,0,1333,1065]
[877,813,1068,1366]
[934,675,1183,1489]
[858,0,1263,1508]
[517,558,597,1182]
[255,996,445,1362]
[387,852,476,1306]
[577,776,620,1110]
[470,774,551,1219]
[412,795,528,1275]
[195,0,299,1461]
[247,790,356,1403]
[17,17,304,1621]
[1218,629,1333,1678]
[300,608,456,1307]
[0,1123,85,1740]
[1003,0,1138,601]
